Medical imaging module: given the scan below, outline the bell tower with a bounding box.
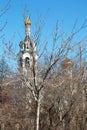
[18,18,38,74]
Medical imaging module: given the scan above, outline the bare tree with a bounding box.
[16,19,87,130]
[0,13,87,130]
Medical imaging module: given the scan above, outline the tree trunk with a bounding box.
[34,94,41,130]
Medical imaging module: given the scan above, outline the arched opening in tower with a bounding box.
[25,57,30,68]
[19,58,22,67]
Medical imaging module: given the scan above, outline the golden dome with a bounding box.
[61,57,74,69]
[25,17,31,26]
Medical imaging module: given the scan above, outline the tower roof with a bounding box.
[25,17,31,26]
[61,57,74,69]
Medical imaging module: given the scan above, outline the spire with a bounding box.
[25,17,31,37]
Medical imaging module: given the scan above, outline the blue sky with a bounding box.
[0,0,87,46]
[0,0,87,68]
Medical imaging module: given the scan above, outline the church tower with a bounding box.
[18,18,38,74]
[61,57,74,78]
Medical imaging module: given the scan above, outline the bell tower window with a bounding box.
[25,57,30,68]
[19,58,22,67]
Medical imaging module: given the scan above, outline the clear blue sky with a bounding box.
[0,0,87,47]
[0,0,87,65]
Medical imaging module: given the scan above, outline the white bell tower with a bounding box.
[18,18,38,74]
